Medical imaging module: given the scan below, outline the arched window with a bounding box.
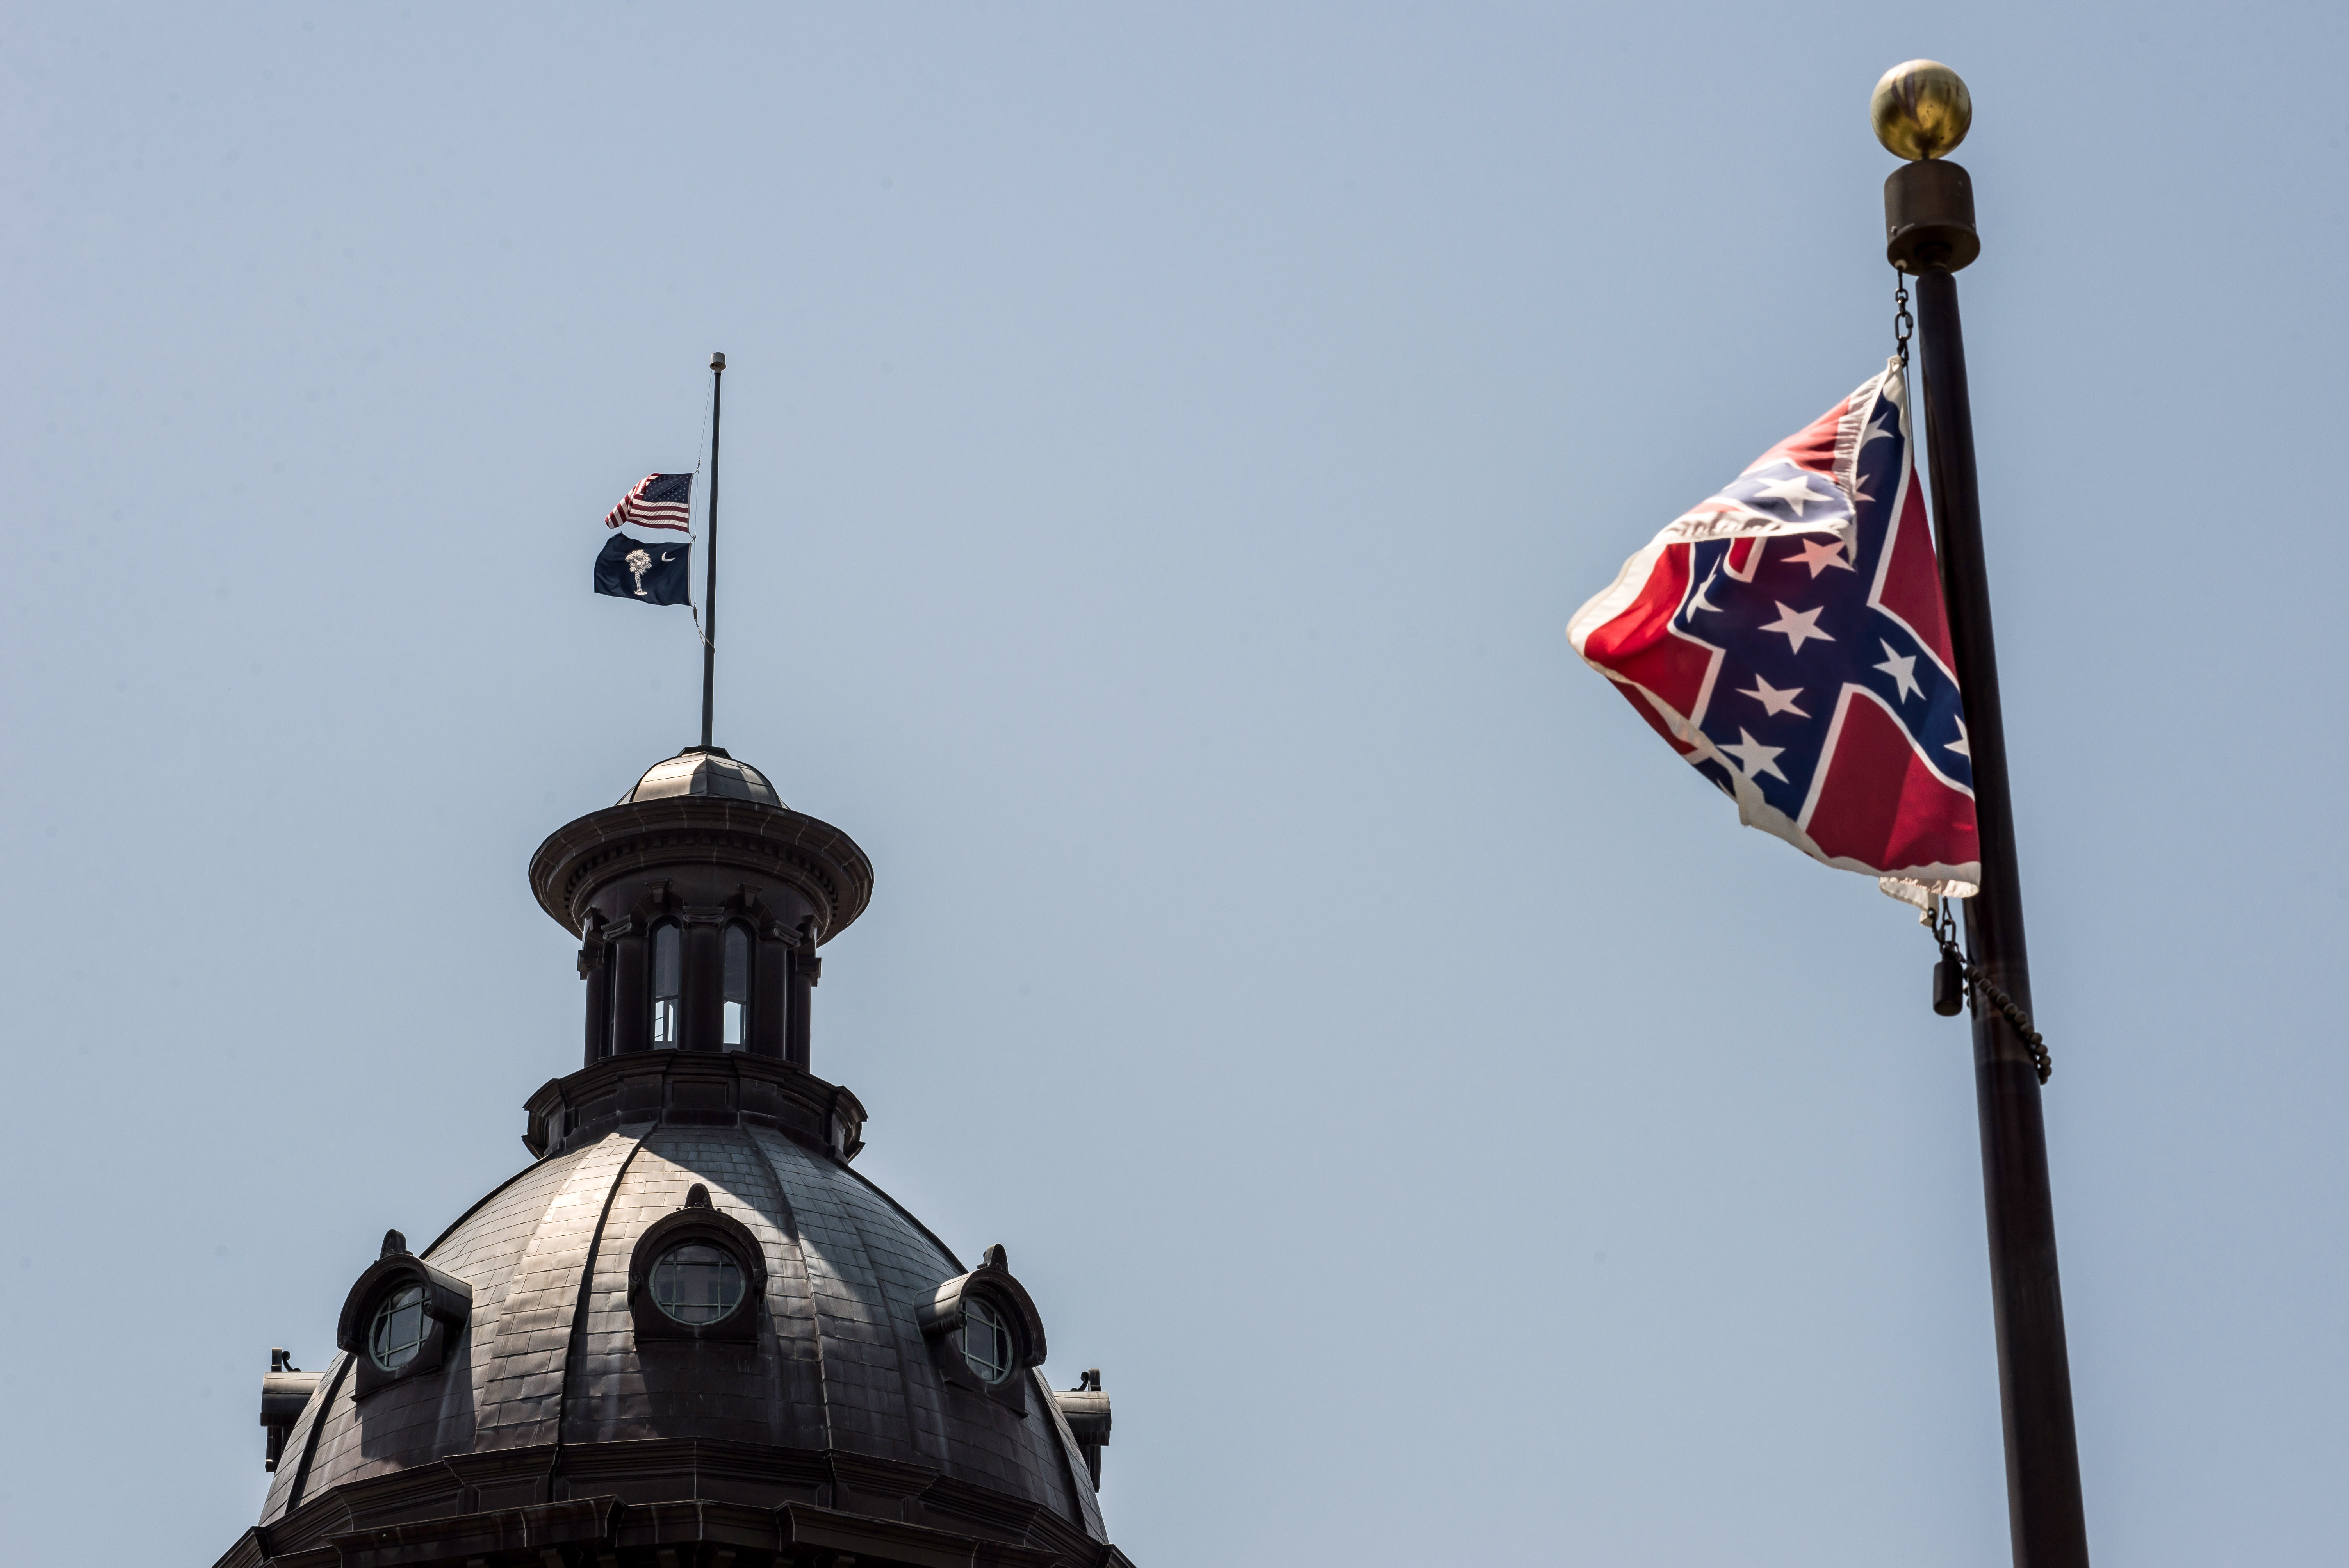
[650,921,682,1046]
[722,924,752,1049]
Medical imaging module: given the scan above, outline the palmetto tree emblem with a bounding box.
[625,548,653,596]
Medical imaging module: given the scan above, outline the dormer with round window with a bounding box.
[332,1230,474,1399]
[917,1243,1049,1414]
[627,1183,768,1344]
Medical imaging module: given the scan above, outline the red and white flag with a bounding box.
[603,472,693,533]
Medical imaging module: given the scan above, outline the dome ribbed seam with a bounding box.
[556,1127,652,1446]
[749,1128,835,1457]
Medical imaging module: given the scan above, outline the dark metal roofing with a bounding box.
[622,747,784,808]
[260,1121,1106,1547]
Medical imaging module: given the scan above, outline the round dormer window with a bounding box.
[650,1242,745,1326]
[369,1284,430,1372]
[962,1298,1015,1384]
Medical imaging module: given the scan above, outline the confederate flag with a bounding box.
[1568,358,1979,902]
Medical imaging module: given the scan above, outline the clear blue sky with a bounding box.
[3,4,2343,1563]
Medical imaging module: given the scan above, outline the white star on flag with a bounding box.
[1873,640,1923,702]
[1946,718,1971,759]
[1759,601,1835,654]
[1720,728,1789,782]
[1750,475,1823,515]
[1736,675,1809,718]
[1688,569,1725,615]
[1785,536,1855,577]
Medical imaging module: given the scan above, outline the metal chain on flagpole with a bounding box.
[1893,269,1914,369]
[1924,899,2051,1083]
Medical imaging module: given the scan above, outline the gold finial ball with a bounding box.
[1871,60,1971,160]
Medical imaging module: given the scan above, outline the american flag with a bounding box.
[603,472,693,533]
[1568,358,1979,901]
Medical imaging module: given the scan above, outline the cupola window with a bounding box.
[650,1241,745,1325]
[962,1298,1015,1384]
[722,923,752,1049]
[369,1283,430,1371]
[650,921,682,1046]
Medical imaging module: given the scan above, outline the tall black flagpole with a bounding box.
[700,351,725,750]
[1875,63,2090,1568]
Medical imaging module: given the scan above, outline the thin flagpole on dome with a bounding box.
[699,352,724,750]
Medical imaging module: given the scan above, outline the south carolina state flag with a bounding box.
[1568,358,1979,901]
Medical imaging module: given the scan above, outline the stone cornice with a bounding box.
[522,1049,869,1162]
[225,1441,1130,1568]
[528,797,874,942]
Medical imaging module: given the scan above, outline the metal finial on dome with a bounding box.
[1871,60,1971,161]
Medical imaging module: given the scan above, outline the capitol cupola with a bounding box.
[536,744,872,1068]
[522,744,880,1162]
[221,745,1132,1568]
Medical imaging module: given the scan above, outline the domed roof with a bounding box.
[231,740,1129,1567]
[622,747,784,808]
[259,1122,1109,1552]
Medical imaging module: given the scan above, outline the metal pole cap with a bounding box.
[1884,159,1980,272]
[711,351,726,371]
[1876,61,1979,271]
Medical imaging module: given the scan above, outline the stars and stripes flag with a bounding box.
[1568,358,1979,902]
[602,472,693,533]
